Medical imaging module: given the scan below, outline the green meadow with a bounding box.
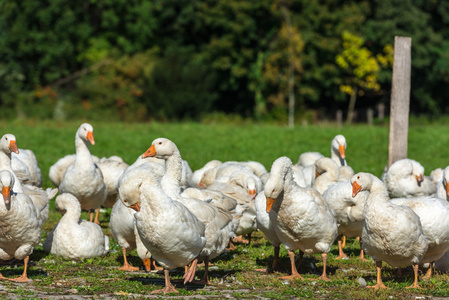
[0,119,449,299]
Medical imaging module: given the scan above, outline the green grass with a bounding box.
[0,119,449,298]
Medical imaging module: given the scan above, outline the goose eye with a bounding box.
[4,137,7,141]
[357,176,360,179]
[159,142,162,145]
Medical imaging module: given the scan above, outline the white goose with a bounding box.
[43,193,109,259]
[0,134,57,227]
[265,156,337,280]
[382,158,436,198]
[110,174,161,272]
[189,160,222,188]
[142,138,234,285]
[435,166,449,201]
[119,164,206,294]
[0,170,41,282]
[12,148,42,187]
[254,190,281,272]
[58,123,107,224]
[390,196,449,279]
[351,172,429,288]
[322,181,368,260]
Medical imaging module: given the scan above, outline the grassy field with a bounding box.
[0,119,449,299]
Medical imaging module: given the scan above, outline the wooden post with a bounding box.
[387,36,412,169]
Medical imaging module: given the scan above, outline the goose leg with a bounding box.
[317,253,331,281]
[194,256,211,285]
[368,261,388,289]
[118,247,139,271]
[406,264,422,289]
[336,235,348,259]
[10,256,31,283]
[279,250,303,280]
[93,208,101,225]
[357,237,368,261]
[422,262,434,280]
[183,258,199,284]
[151,269,178,294]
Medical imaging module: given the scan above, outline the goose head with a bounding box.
[331,134,346,160]
[142,137,178,160]
[77,123,95,145]
[0,134,19,155]
[0,170,14,208]
[265,156,292,213]
[351,172,373,197]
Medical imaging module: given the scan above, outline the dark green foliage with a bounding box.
[1,0,449,121]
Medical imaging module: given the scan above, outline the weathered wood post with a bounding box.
[387,36,412,169]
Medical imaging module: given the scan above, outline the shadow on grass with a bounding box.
[130,268,239,292]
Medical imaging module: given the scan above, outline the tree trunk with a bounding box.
[280,6,295,128]
[346,86,358,124]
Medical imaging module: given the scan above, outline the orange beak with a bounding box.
[86,131,95,145]
[266,197,275,213]
[446,182,449,199]
[9,140,19,154]
[249,189,256,196]
[315,170,320,178]
[339,145,345,159]
[142,145,156,158]
[416,174,423,184]
[2,186,10,206]
[129,202,141,212]
[352,181,362,197]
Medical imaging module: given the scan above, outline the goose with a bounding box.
[313,157,340,194]
[0,134,57,227]
[254,191,281,272]
[322,181,368,260]
[351,172,429,288]
[119,164,206,294]
[189,160,222,188]
[382,158,436,199]
[58,123,107,224]
[96,157,129,208]
[390,196,449,279]
[435,166,449,201]
[142,138,235,284]
[109,193,160,272]
[296,134,347,168]
[0,170,41,282]
[265,156,338,281]
[12,148,42,187]
[43,193,109,259]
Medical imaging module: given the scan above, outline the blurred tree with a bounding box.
[336,31,392,124]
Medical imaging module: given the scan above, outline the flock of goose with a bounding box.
[0,123,449,294]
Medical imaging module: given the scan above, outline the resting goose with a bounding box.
[0,170,41,282]
[351,172,428,288]
[143,138,234,284]
[58,123,107,224]
[43,193,109,259]
[382,158,436,199]
[189,160,222,188]
[265,156,337,281]
[119,164,206,294]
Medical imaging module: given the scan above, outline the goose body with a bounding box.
[0,170,41,282]
[119,164,206,294]
[43,193,109,259]
[58,123,107,223]
[143,138,235,284]
[265,156,338,280]
[382,158,436,198]
[351,172,428,288]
